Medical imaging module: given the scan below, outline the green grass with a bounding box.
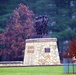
[0,66,76,75]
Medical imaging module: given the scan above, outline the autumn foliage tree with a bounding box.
[0,4,36,61]
[63,38,76,60]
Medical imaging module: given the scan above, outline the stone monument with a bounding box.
[24,38,60,65]
[23,15,60,65]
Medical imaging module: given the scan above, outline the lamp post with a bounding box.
[73,57,75,74]
[68,53,69,74]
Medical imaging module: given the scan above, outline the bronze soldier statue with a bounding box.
[35,15,48,38]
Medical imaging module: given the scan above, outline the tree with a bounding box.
[63,38,76,74]
[0,4,36,61]
[68,38,76,58]
[63,38,76,58]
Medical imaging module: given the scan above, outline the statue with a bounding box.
[35,15,48,37]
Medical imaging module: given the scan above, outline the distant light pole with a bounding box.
[73,60,74,74]
[68,53,69,74]
[73,57,75,74]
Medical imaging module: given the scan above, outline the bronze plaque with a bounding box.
[45,48,50,53]
[28,46,34,49]
[27,46,34,53]
[27,50,34,53]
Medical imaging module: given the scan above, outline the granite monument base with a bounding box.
[24,38,60,66]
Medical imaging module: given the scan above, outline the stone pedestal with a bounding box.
[24,38,60,66]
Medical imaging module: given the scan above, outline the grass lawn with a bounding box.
[0,66,76,75]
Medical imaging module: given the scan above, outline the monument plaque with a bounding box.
[45,48,50,53]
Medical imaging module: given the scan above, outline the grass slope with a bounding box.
[0,66,76,75]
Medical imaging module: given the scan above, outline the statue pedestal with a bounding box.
[24,38,60,66]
